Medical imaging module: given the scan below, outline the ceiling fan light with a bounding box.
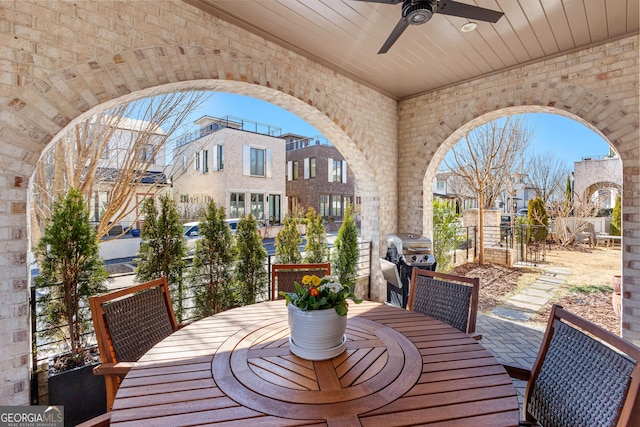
[460,22,478,32]
[403,0,436,25]
[408,11,432,24]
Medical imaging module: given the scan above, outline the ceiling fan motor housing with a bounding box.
[402,0,437,25]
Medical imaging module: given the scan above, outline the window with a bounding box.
[332,195,342,217]
[90,191,109,222]
[180,194,189,203]
[293,161,299,180]
[202,150,209,173]
[310,158,316,178]
[182,155,188,171]
[100,143,109,159]
[243,146,272,177]
[194,151,200,170]
[436,180,445,191]
[251,193,265,220]
[319,194,330,217]
[328,158,343,183]
[344,196,352,209]
[230,193,245,218]
[139,144,154,162]
[269,194,281,224]
[251,147,265,176]
[217,144,224,170]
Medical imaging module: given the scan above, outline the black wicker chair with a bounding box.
[89,277,180,411]
[505,304,640,426]
[406,268,480,338]
[271,263,331,300]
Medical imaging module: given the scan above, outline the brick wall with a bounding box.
[573,157,623,203]
[0,0,398,405]
[286,144,356,219]
[0,0,636,406]
[399,35,639,343]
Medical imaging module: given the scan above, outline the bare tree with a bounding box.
[445,172,476,211]
[528,151,569,204]
[31,92,210,241]
[444,116,532,263]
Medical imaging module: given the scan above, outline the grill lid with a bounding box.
[386,233,435,266]
[387,233,432,253]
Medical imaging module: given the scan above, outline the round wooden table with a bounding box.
[110,301,519,426]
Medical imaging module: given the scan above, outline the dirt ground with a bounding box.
[450,244,621,335]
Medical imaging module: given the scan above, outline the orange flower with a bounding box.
[309,287,320,297]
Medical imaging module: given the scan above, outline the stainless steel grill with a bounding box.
[383,233,437,308]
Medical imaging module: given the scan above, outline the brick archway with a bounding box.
[8,43,390,252]
[1,39,396,405]
[10,45,384,231]
[423,101,633,228]
[417,83,637,339]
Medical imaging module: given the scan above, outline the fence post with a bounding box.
[30,286,38,405]
[473,226,477,261]
[367,241,373,300]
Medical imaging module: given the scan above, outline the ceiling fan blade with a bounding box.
[350,0,403,4]
[378,17,409,54]
[437,0,503,23]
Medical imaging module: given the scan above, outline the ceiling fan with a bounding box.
[353,0,504,54]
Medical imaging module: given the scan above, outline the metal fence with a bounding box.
[452,224,547,266]
[30,240,373,367]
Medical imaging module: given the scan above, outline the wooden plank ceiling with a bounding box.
[185,0,639,100]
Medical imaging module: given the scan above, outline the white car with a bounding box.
[183,219,239,255]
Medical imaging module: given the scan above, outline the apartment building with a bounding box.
[172,116,287,224]
[283,134,357,221]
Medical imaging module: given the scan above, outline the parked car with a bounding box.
[183,219,239,255]
[515,208,529,217]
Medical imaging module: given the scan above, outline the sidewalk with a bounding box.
[475,265,572,407]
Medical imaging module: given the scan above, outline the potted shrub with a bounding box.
[332,203,359,292]
[235,214,268,305]
[34,188,110,425]
[275,214,303,264]
[189,200,237,318]
[135,193,188,321]
[304,207,328,263]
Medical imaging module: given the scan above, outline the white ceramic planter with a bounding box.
[287,304,347,360]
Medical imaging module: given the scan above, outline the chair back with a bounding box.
[524,304,640,427]
[406,268,479,334]
[271,263,331,300]
[89,278,180,411]
[90,277,179,365]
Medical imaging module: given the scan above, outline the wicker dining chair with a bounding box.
[406,268,480,337]
[505,304,640,427]
[89,277,180,411]
[271,262,331,300]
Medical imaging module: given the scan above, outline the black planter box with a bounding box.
[48,362,106,427]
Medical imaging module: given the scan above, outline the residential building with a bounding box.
[172,116,287,224]
[283,134,357,221]
[30,115,169,236]
[92,116,169,232]
[433,170,537,214]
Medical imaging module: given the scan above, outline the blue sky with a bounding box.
[186,92,611,168]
